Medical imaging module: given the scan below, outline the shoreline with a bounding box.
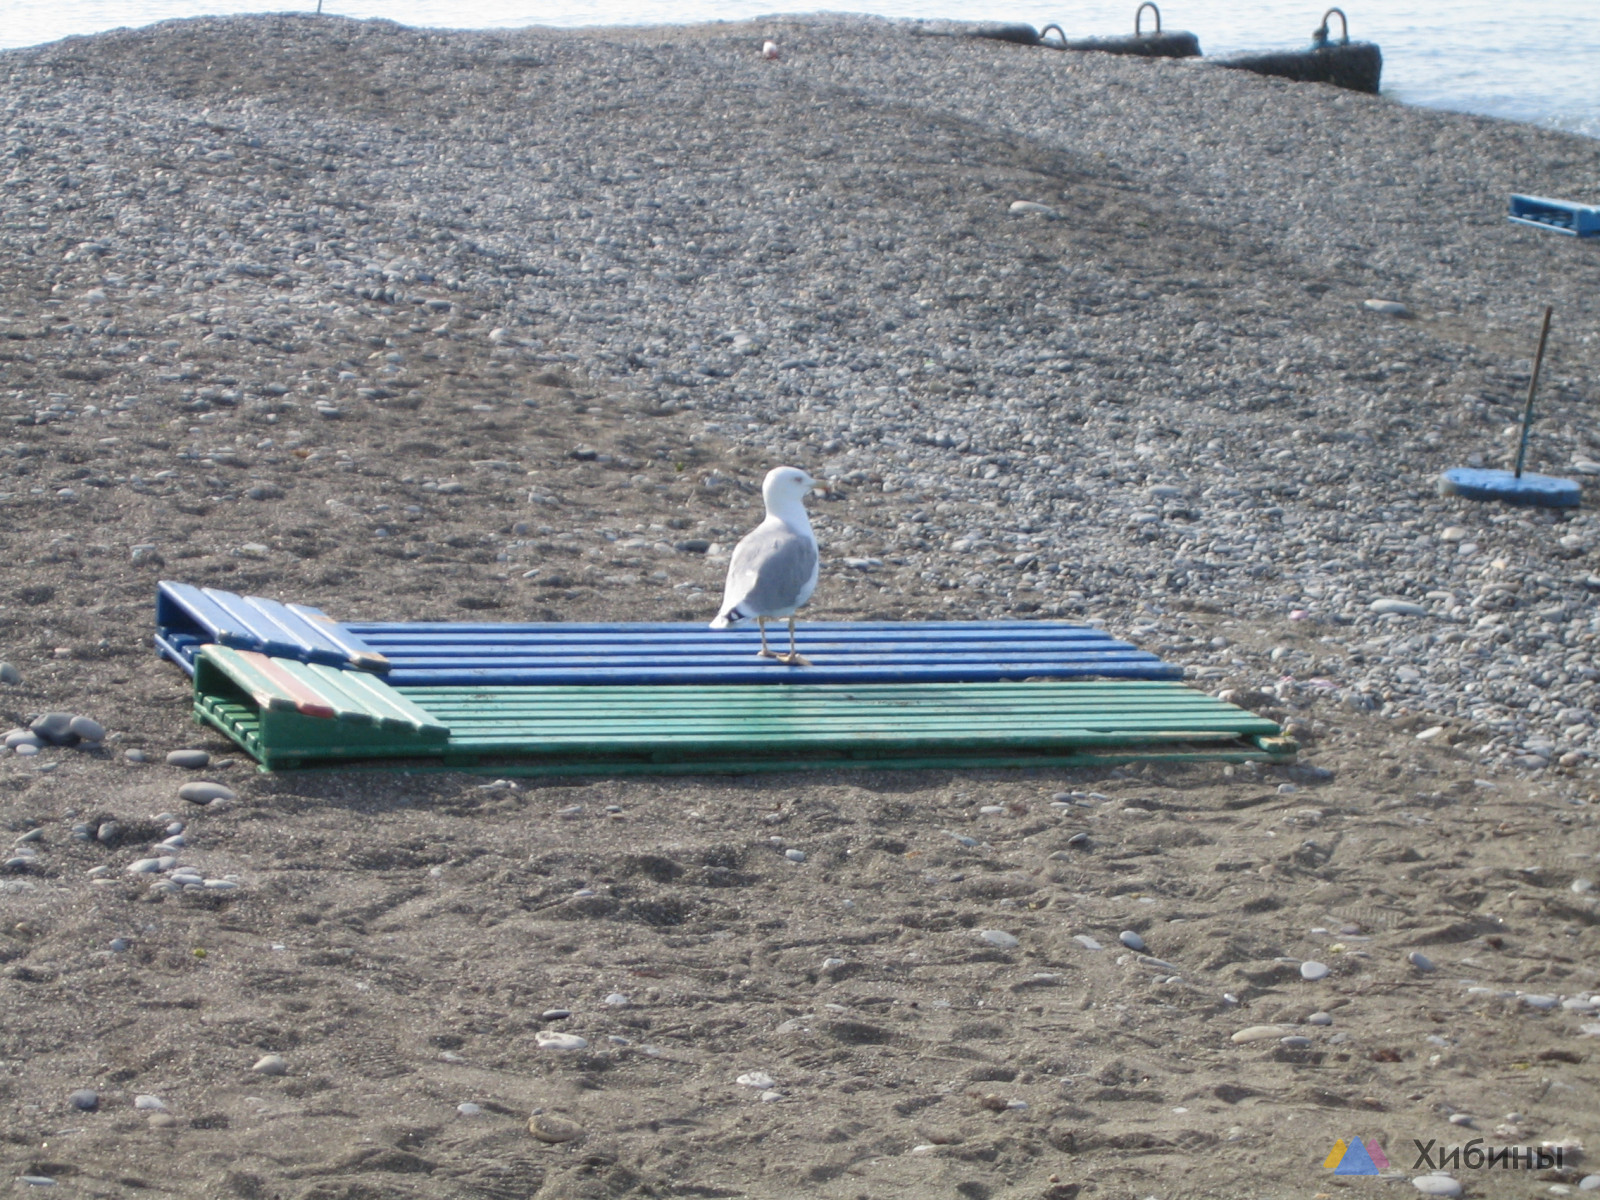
[4,8,1600,142]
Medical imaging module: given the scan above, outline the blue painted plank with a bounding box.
[379,651,1163,668]
[348,630,1128,648]
[282,602,391,672]
[345,620,1117,636]
[383,662,1182,686]
[354,637,1154,657]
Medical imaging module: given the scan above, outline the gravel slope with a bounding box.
[2,15,1600,1199]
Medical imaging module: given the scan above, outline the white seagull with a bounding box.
[709,465,821,666]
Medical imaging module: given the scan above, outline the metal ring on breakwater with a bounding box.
[1215,7,1381,93]
[932,4,1196,59]
[1042,3,1200,58]
[1313,7,1349,46]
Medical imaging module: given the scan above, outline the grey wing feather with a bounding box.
[724,526,818,616]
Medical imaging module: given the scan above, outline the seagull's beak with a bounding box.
[809,478,827,496]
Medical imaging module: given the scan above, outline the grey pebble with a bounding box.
[17,1177,56,1187]
[603,992,631,1007]
[1280,1035,1313,1048]
[166,749,210,769]
[1119,930,1146,951]
[178,781,236,805]
[127,857,177,874]
[69,1089,99,1110]
[1065,832,1091,847]
[1578,1175,1600,1191]
[1409,1177,1462,1198]
[784,848,806,863]
[133,1094,168,1112]
[529,1112,586,1142]
[15,828,43,844]
[14,743,39,757]
[457,1102,483,1116]
[1307,1011,1333,1026]
[542,1008,571,1020]
[1074,935,1103,951]
[1407,951,1436,972]
[4,729,42,750]
[251,1054,288,1075]
[30,713,79,746]
[125,749,149,764]
[108,938,130,952]
[1300,961,1331,981]
[1370,597,1427,616]
[0,662,19,685]
[96,821,122,845]
[68,715,105,743]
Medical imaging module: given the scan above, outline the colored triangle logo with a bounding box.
[1333,1137,1380,1175]
[1323,1139,1348,1169]
[1367,1139,1390,1169]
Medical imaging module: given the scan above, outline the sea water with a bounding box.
[3,0,1597,142]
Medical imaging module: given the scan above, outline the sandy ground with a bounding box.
[2,14,1600,1200]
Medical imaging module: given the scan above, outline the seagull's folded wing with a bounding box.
[723,524,818,615]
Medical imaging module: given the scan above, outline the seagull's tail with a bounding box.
[709,603,752,630]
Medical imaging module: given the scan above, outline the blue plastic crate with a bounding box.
[1508,194,1600,238]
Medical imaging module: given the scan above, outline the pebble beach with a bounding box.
[3,14,1600,1198]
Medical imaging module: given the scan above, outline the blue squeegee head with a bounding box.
[1438,468,1581,508]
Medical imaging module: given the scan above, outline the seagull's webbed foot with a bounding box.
[777,652,813,667]
[757,648,781,659]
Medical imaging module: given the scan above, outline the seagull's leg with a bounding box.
[757,616,779,659]
[779,616,813,667]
